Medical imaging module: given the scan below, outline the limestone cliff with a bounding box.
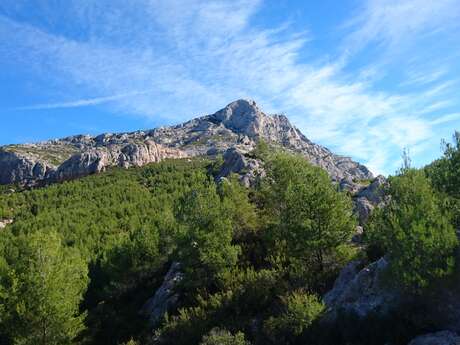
[0,99,374,187]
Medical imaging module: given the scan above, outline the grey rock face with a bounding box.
[325,254,460,336]
[353,175,388,224]
[354,197,375,225]
[140,262,184,327]
[356,175,387,204]
[54,149,112,181]
[408,331,460,345]
[53,142,186,182]
[0,150,53,185]
[213,99,263,137]
[324,257,399,321]
[118,141,184,168]
[323,260,363,307]
[0,99,373,186]
[159,99,373,183]
[0,140,186,186]
[218,148,265,187]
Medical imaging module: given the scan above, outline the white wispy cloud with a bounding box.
[401,67,448,87]
[14,91,150,110]
[343,0,460,55]
[1,0,459,174]
[431,113,460,125]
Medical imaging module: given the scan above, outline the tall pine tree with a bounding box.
[0,230,88,345]
[367,168,458,290]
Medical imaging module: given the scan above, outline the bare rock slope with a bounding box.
[0,99,373,187]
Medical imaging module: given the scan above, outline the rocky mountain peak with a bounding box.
[0,99,375,187]
[209,99,304,146]
[211,99,264,138]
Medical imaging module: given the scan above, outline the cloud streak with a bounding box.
[343,0,460,56]
[14,91,150,110]
[1,0,460,174]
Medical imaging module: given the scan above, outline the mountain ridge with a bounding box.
[0,99,373,186]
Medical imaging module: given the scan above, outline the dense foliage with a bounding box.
[0,134,459,345]
[260,153,356,291]
[199,328,250,345]
[176,180,241,291]
[264,290,325,343]
[426,131,460,226]
[366,167,458,290]
[0,158,214,344]
[0,229,88,345]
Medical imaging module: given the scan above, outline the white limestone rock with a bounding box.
[0,99,373,186]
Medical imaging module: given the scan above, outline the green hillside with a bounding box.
[0,136,459,345]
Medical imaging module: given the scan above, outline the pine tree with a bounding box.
[426,132,460,227]
[219,175,258,239]
[0,230,88,345]
[261,152,356,275]
[367,168,458,290]
[176,181,240,288]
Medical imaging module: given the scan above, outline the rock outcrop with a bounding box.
[0,140,186,186]
[0,219,13,229]
[323,257,399,321]
[139,262,184,327]
[217,148,265,187]
[0,150,53,185]
[325,254,460,339]
[0,99,373,187]
[408,331,460,345]
[52,141,186,182]
[352,175,388,224]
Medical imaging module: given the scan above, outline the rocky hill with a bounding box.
[0,99,373,187]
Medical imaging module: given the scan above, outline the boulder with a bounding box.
[140,262,184,327]
[324,257,399,321]
[353,175,388,224]
[218,148,265,187]
[324,254,460,337]
[354,196,375,225]
[356,175,387,204]
[324,260,362,307]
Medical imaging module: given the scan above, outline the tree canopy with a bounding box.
[0,229,88,345]
[367,167,458,290]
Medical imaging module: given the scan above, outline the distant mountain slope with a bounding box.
[0,99,373,186]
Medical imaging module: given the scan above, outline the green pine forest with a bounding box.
[1,135,460,345]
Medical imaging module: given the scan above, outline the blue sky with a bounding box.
[1,0,460,175]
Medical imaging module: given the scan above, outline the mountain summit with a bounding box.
[212,99,264,137]
[0,99,373,186]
